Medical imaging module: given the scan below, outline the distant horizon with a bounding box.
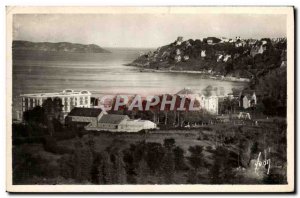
[13,14,286,48]
[13,35,286,50]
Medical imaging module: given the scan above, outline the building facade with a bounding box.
[197,94,219,114]
[20,89,91,117]
[177,88,219,115]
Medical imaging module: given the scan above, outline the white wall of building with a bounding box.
[20,89,91,118]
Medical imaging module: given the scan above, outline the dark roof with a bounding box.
[68,107,103,117]
[98,114,129,124]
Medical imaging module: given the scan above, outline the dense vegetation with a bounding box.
[130,37,286,79]
[13,121,287,184]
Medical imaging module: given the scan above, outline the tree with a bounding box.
[186,169,199,184]
[145,142,165,174]
[161,150,175,184]
[188,145,204,170]
[209,159,222,184]
[263,172,286,184]
[112,152,127,184]
[256,68,287,116]
[23,106,46,125]
[73,139,93,183]
[98,151,114,184]
[59,154,75,179]
[163,138,175,149]
[209,146,236,184]
[42,97,63,136]
[136,158,151,184]
[173,146,187,171]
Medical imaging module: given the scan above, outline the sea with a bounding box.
[12,48,247,118]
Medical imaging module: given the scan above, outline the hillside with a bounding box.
[13,40,111,53]
[128,37,287,79]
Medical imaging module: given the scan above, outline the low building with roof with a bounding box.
[65,107,106,128]
[119,119,157,132]
[85,114,157,132]
[95,114,129,131]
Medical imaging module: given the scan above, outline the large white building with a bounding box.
[20,89,91,117]
[196,94,219,114]
[177,88,219,114]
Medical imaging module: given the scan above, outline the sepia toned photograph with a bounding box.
[6,6,294,192]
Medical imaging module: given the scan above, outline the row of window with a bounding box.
[22,96,90,112]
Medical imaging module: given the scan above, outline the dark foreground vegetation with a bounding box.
[13,117,287,184]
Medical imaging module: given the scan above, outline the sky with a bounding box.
[13,14,287,48]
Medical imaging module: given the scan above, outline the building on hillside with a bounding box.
[176,88,219,115]
[85,114,157,132]
[184,40,192,48]
[20,89,91,118]
[242,96,250,109]
[183,55,190,61]
[199,94,219,114]
[174,55,181,62]
[201,50,206,58]
[239,92,257,109]
[175,36,184,46]
[258,45,265,54]
[175,49,181,55]
[248,39,258,46]
[235,42,243,48]
[250,43,267,57]
[223,54,231,62]
[219,37,230,43]
[206,37,221,45]
[65,107,106,128]
[217,54,223,62]
[235,36,241,41]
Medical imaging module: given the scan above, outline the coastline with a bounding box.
[126,64,251,83]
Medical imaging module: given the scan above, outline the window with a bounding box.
[64,98,68,111]
[70,98,74,109]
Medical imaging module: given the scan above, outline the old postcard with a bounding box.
[6,6,294,192]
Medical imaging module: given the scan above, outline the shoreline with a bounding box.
[126,64,251,83]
